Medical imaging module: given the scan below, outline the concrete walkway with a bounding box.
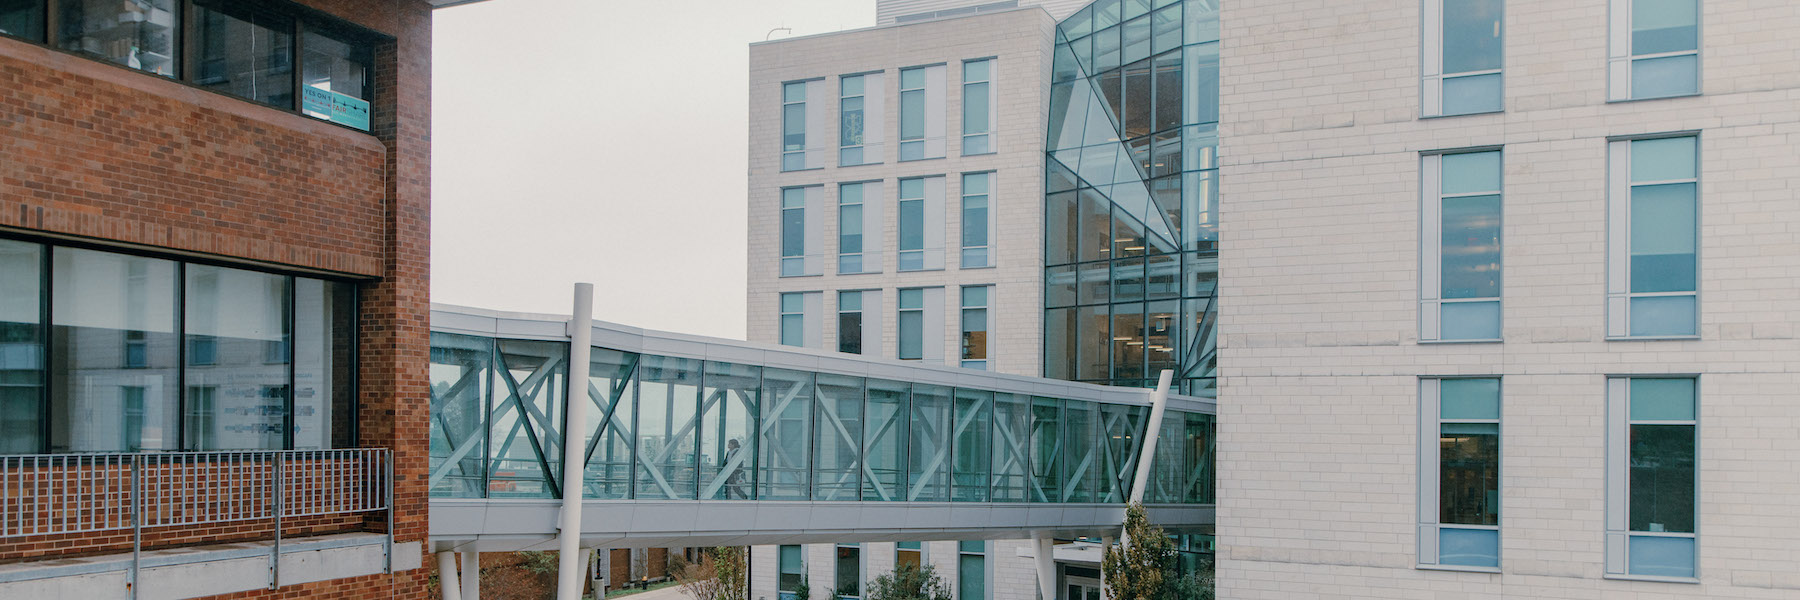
[607,582,690,600]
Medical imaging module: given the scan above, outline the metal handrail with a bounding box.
[0,449,392,598]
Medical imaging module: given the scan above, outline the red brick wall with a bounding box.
[0,0,435,597]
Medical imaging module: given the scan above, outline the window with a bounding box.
[837,544,862,600]
[1421,150,1502,341]
[1607,377,1697,579]
[779,292,817,348]
[300,27,374,130]
[0,0,46,42]
[838,291,865,355]
[779,545,805,600]
[783,82,808,171]
[184,264,290,450]
[960,286,990,370]
[782,186,823,277]
[896,541,923,570]
[1418,378,1501,570]
[1609,0,1699,100]
[961,173,993,268]
[898,177,945,271]
[1608,136,1697,338]
[962,59,994,154]
[957,541,986,600]
[59,0,180,77]
[194,1,294,108]
[898,288,924,360]
[899,65,945,161]
[839,182,886,275]
[1422,0,1503,116]
[840,73,884,166]
[0,240,44,454]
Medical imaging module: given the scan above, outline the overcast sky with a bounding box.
[431,0,875,339]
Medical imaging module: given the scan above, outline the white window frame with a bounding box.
[1605,376,1700,581]
[961,58,997,155]
[1607,0,1701,101]
[1417,377,1502,572]
[838,181,886,275]
[1606,135,1699,339]
[1420,150,1503,342]
[898,176,946,272]
[779,291,822,349]
[899,64,947,161]
[960,172,995,269]
[1421,0,1505,117]
[897,287,944,362]
[781,186,825,277]
[840,72,886,166]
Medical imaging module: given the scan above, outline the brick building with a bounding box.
[0,0,445,598]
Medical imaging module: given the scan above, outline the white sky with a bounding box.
[431,0,875,339]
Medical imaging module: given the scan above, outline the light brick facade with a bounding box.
[1217,1,1800,597]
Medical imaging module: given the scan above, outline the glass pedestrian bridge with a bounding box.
[428,304,1214,552]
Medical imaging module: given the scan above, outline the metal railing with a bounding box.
[0,449,392,598]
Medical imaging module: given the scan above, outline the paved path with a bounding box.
[608,582,690,600]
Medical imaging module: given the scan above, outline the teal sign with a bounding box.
[302,86,371,131]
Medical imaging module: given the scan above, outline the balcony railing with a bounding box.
[0,449,392,597]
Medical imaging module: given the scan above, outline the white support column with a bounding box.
[1032,532,1056,600]
[438,552,463,600]
[460,551,481,600]
[558,283,597,600]
[1098,536,1114,600]
[1123,370,1174,545]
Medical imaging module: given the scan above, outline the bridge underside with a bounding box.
[429,500,1213,552]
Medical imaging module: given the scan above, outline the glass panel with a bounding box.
[292,278,355,449]
[1076,305,1110,380]
[784,82,806,103]
[1078,262,1110,305]
[50,249,179,453]
[964,81,990,136]
[1630,378,1695,421]
[487,339,566,498]
[1123,58,1152,139]
[842,97,865,149]
[1630,55,1699,99]
[700,361,759,500]
[963,200,988,255]
[958,554,985,600]
[1060,400,1097,502]
[901,90,925,141]
[1094,0,1120,28]
[1044,307,1077,380]
[1145,254,1179,299]
[1442,0,1502,74]
[1441,151,1501,195]
[1047,266,1077,308]
[908,384,952,501]
[1146,414,1183,503]
[194,2,293,106]
[0,241,43,453]
[1079,189,1113,262]
[1442,73,1502,115]
[1182,412,1214,503]
[1029,397,1063,502]
[1628,296,1696,337]
[1440,378,1500,420]
[782,207,805,258]
[1437,527,1499,568]
[1441,194,1502,299]
[760,369,813,499]
[1153,51,1182,134]
[959,540,985,553]
[1440,300,1501,340]
[1048,190,1079,265]
[863,379,910,500]
[839,311,863,355]
[635,355,702,499]
[429,333,489,497]
[961,307,987,361]
[1111,302,1145,381]
[1628,535,1696,578]
[900,201,924,253]
[1093,23,1121,72]
[301,29,372,128]
[1629,424,1695,533]
[1145,300,1178,377]
[1122,16,1151,66]
[781,314,804,347]
[60,0,179,76]
[990,393,1030,502]
[1182,42,1220,125]
[1439,422,1499,525]
[1098,404,1143,501]
[1151,5,1181,56]
[1113,257,1146,302]
[1631,0,1698,54]
[783,104,806,153]
[897,544,922,570]
[952,389,993,502]
[837,545,862,599]
[0,0,45,42]
[779,545,804,593]
[1629,183,1696,293]
[898,308,923,360]
[813,374,864,500]
[583,348,637,499]
[1630,137,1696,182]
[841,203,864,255]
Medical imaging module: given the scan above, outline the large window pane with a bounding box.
[1629,295,1696,337]
[760,369,813,499]
[837,545,863,599]
[1628,535,1695,578]
[958,552,985,600]
[1629,424,1695,533]
[636,355,702,499]
[429,333,490,497]
[1438,527,1499,568]
[300,29,373,130]
[1442,73,1502,115]
[863,379,910,501]
[50,248,179,453]
[1060,400,1098,502]
[700,361,758,500]
[194,1,294,107]
[1629,378,1695,421]
[60,0,179,76]
[292,278,355,450]
[1182,412,1214,503]
[779,545,804,598]
[0,240,43,453]
[488,339,566,498]
[1029,397,1063,502]
[908,384,951,501]
[1441,195,1502,299]
[1629,183,1697,293]
[583,349,637,499]
[1630,55,1699,99]
[1631,0,1698,55]
[952,389,993,502]
[990,393,1030,502]
[1442,0,1501,74]
[813,374,864,500]
[1439,422,1499,525]
[0,0,45,42]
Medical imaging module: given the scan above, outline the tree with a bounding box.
[866,563,951,600]
[1102,503,1177,600]
[676,547,750,600]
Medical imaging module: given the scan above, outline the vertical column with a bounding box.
[460,552,481,600]
[559,283,596,600]
[1031,533,1055,600]
[438,552,463,600]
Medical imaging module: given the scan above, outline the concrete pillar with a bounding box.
[460,551,481,600]
[1098,537,1114,600]
[1032,533,1056,600]
[558,283,595,600]
[438,552,463,600]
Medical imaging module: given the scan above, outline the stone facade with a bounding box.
[1217,1,1800,597]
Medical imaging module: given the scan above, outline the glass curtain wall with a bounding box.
[1044,0,1220,396]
